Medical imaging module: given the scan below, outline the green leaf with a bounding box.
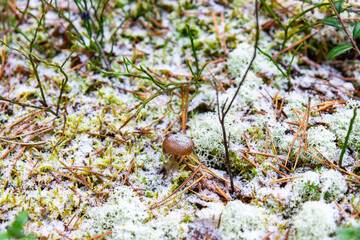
[339,108,357,166]
[334,0,344,13]
[337,227,360,240]
[353,22,360,39]
[0,232,11,240]
[326,44,353,60]
[0,211,36,240]
[257,47,289,80]
[287,42,303,76]
[132,92,145,102]
[321,17,343,29]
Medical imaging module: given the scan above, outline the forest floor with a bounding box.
[1,0,360,239]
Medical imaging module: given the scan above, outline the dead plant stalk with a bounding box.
[213,0,259,194]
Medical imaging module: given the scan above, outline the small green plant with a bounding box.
[305,181,321,200]
[0,40,75,116]
[314,167,322,172]
[260,0,359,61]
[185,24,209,88]
[89,23,208,120]
[0,211,35,240]
[339,107,357,166]
[337,226,360,240]
[260,0,349,49]
[49,0,109,50]
[324,0,360,60]
[257,47,291,87]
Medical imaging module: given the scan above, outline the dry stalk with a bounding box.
[213,0,259,194]
[97,161,127,193]
[269,176,297,184]
[86,231,113,240]
[285,101,310,167]
[272,33,313,58]
[188,156,242,191]
[188,189,219,203]
[346,179,360,185]
[268,165,288,177]
[120,155,136,186]
[265,123,278,155]
[150,171,205,209]
[274,90,280,121]
[207,66,226,92]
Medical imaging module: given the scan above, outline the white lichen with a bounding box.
[220,200,269,240]
[190,112,249,167]
[329,99,360,150]
[82,186,150,239]
[291,169,347,203]
[293,201,337,240]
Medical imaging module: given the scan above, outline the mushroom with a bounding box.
[162,133,194,173]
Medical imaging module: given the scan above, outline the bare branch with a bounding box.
[214,0,260,194]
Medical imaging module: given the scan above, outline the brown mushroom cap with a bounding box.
[163,134,194,156]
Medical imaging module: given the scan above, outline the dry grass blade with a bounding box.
[86,231,113,240]
[0,126,53,139]
[97,162,127,193]
[268,165,288,176]
[214,185,231,201]
[312,146,360,181]
[207,66,226,93]
[265,123,277,155]
[308,151,332,167]
[162,113,182,135]
[150,164,203,209]
[346,179,360,185]
[188,189,220,203]
[238,152,258,168]
[0,36,8,81]
[121,156,136,186]
[181,85,190,134]
[188,163,242,191]
[273,90,280,121]
[54,228,74,240]
[0,109,45,136]
[188,156,242,191]
[211,11,225,53]
[285,103,309,167]
[150,174,206,209]
[269,176,297,184]
[51,170,80,182]
[0,145,17,160]
[0,139,48,145]
[311,100,345,112]
[272,33,313,58]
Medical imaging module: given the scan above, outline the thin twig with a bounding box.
[213,0,259,194]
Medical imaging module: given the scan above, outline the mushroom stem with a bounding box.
[164,155,180,173]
